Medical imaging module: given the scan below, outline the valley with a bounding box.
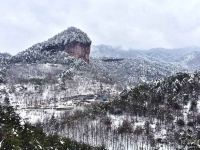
[0,27,200,150]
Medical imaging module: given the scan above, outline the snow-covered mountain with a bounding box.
[0,28,183,111]
[1,56,180,116]
[58,71,199,150]
[1,28,200,150]
[92,45,200,70]
[10,27,91,64]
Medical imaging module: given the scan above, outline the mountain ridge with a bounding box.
[92,45,200,70]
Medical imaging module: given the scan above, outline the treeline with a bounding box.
[42,72,200,149]
[0,102,106,150]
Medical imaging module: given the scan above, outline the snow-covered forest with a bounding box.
[0,26,200,150]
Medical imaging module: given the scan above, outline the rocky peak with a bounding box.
[46,27,91,46]
[11,27,92,64]
[43,27,92,63]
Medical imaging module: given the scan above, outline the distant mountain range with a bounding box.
[0,27,198,120]
[0,28,184,121]
[1,28,200,150]
[92,45,200,70]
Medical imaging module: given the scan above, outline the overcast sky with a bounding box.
[1,0,200,54]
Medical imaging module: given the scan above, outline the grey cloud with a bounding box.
[1,0,200,54]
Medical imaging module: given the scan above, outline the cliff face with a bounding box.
[48,27,92,63]
[11,27,92,63]
[65,42,90,63]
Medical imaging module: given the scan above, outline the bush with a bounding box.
[177,119,185,127]
[187,121,195,127]
[134,126,143,135]
[117,120,133,134]
[101,117,112,129]
[196,115,200,124]
[0,104,106,150]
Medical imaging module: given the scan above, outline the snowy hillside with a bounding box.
[92,45,200,70]
[1,28,200,150]
[10,27,91,64]
[44,72,200,150]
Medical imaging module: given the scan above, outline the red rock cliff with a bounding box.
[65,42,90,63]
[45,27,92,63]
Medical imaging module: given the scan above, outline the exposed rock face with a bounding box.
[65,43,90,63]
[46,27,92,63]
[11,27,92,64]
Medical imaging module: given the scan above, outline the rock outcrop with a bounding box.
[44,27,91,63]
[11,27,92,63]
